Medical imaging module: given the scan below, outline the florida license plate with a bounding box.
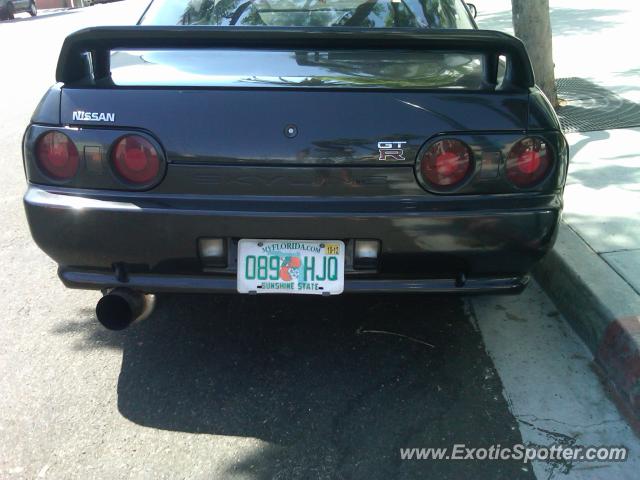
[237,239,345,295]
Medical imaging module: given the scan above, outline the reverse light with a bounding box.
[198,238,227,268]
[419,139,473,190]
[354,239,380,270]
[506,137,552,187]
[111,135,160,185]
[35,131,79,180]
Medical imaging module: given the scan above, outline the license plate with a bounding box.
[237,239,345,295]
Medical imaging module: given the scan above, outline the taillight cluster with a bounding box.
[416,136,553,192]
[34,131,163,187]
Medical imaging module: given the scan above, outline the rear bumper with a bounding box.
[59,268,529,294]
[24,186,561,294]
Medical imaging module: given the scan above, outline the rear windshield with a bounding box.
[140,0,475,29]
[110,48,484,89]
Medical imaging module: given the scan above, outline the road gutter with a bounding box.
[534,222,640,433]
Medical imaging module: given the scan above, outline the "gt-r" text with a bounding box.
[378,141,407,161]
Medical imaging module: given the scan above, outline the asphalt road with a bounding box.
[0,3,639,479]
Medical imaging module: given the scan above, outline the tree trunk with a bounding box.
[511,0,558,108]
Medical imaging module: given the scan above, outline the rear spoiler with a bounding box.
[56,26,535,91]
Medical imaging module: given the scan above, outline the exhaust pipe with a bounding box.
[96,288,156,330]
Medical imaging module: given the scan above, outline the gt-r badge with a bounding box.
[378,141,407,161]
[71,110,116,122]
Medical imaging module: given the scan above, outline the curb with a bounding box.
[533,222,640,429]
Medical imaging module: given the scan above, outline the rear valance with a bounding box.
[56,26,535,91]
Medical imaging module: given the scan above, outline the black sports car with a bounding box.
[23,0,567,329]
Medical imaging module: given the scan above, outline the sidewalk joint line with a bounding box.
[600,248,640,255]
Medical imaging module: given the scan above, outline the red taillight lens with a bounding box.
[419,139,472,188]
[111,135,160,185]
[506,137,551,187]
[35,131,79,180]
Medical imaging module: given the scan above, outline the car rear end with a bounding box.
[23,24,567,297]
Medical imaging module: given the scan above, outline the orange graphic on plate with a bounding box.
[279,256,301,281]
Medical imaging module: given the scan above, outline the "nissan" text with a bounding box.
[71,111,116,122]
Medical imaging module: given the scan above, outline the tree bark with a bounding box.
[511,0,558,107]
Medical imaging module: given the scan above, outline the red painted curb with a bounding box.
[596,316,640,418]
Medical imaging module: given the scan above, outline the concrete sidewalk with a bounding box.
[478,1,640,426]
[564,128,640,288]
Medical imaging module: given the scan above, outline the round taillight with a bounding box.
[111,135,161,185]
[419,139,473,189]
[35,131,79,180]
[506,137,551,187]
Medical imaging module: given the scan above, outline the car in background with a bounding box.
[0,0,37,19]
